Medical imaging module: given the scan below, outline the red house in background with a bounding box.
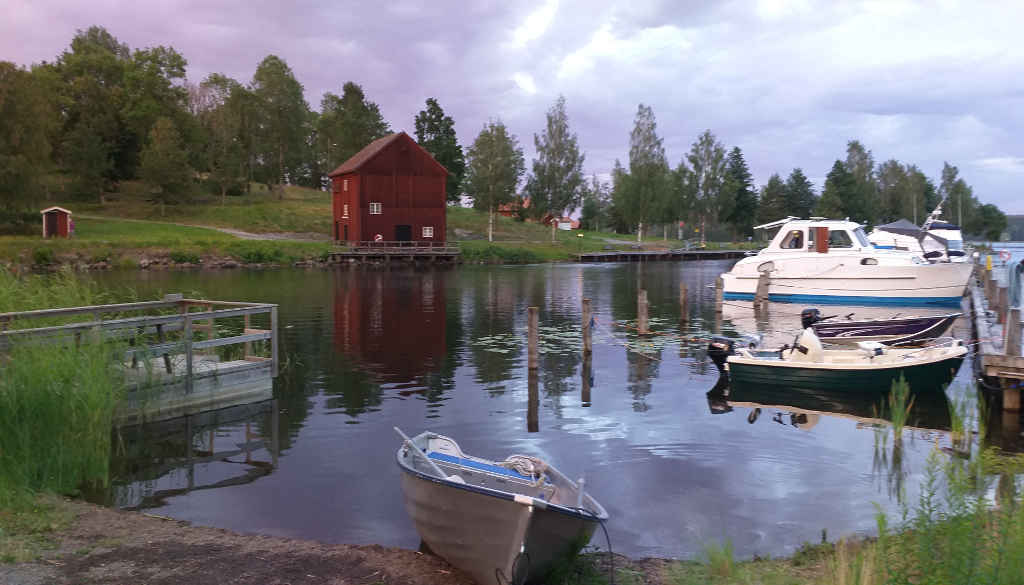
[40,207,73,238]
[328,132,448,244]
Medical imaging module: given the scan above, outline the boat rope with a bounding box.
[570,506,614,585]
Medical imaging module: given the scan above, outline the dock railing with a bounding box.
[0,294,278,394]
[336,240,461,254]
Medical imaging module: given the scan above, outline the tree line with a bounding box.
[0,26,1008,241]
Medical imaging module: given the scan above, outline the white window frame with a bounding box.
[369,202,382,215]
[342,179,349,192]
[422,226,434,238]
[342,203,349,219]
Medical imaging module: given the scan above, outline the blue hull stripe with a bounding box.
[723,292,962,307]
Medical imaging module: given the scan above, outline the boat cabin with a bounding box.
[755,218,874,254]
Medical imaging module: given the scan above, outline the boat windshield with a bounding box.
[852,228,871,247]
[947,239,964,251]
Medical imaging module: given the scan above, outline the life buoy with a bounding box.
[374,234,383,242]
[999,250,1011,262]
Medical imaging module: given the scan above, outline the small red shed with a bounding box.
[40,207,73,238]
[327,132,448,244]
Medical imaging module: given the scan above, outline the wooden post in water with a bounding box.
[679,284,688,323]
[527,369,539,432]
[715,276,724,314]
[581,354,592,407]
[528,306,539,369]
[1006,307,1022,357]
[637,289,649,335]
[582,298,593,355]
[754,272,770,312]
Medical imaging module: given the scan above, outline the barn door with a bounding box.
[45,213,57,238]
[395,225,412,242]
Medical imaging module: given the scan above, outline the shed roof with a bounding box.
[40,206,72,215]
[327,132,449,177]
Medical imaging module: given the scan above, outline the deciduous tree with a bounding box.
[624,104,669,241]
[758,174,787,224]
[686,130,727,245]
[251,55,309,198]
[464,120,525,242]
[140,117,191,216]
[0,62,55,219]
[524,95,585,220]
[784,168,816,219]
[817,160,854,219]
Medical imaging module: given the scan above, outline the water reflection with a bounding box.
[93,400,279,509]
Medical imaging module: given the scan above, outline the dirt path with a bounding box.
[77,215,330,242]
[2,501,672,585]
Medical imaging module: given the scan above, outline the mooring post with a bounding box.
[528,306,539,369]
[582,298,592,355]
[754,272,770,312]
[581,354,592,407]
[527,369,539,432]
[715,276,724,314]
[679,283,688,323]
[1006,307,1022,357]
[637,289,649,335]
[1001,379,1021,412]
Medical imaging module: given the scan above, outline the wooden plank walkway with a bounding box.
[969,263,1022,415]
[328,240,460,263]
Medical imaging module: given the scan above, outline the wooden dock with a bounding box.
[969,259,1022,441]
[577,249,749,262]
[0,294,279,424]
[328,240,460,263]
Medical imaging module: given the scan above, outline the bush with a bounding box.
[31,247,55,266]
[169,250,200,264]
[235,246,285,264]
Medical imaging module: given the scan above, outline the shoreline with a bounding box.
[1,496,832,585]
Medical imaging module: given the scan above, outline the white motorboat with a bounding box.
[395,428,607,585]
[869,219,967,263]
[722,218,973,307]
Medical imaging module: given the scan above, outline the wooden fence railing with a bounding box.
[334,241,462,254]
[0,294,279,394]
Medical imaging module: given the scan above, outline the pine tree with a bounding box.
[784,168,816,218]
[524,95,585,219]
[758,174,787,223]
[140,117,191,216]
[464,120,525,242]
[817,160,854,219]
[723,147,757,237]
[414,98,465,204]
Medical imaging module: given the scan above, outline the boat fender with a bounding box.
[514,494,547,509]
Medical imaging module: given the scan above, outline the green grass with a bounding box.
[0,493,76,563]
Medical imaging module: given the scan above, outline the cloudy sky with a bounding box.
[5,0,1024,212]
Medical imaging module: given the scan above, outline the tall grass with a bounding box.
[0,268,125,505]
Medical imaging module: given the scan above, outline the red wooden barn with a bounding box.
[328,132,448,244]
[40,206,73,238]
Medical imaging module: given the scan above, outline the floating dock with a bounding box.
[0,294,279,425]
[577,249,748,262]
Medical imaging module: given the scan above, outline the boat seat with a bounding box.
[786,328,824,363]
[856,341,886,358]
[427,452,537,482]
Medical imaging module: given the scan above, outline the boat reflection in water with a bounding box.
[705,374,952,433]
[91,400,279,510]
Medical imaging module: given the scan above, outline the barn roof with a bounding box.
[327,132,449,177]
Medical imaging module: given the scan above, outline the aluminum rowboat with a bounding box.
[395,428,608,585]
[803,309,962,346]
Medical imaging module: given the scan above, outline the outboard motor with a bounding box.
[707,336,736,374]
[800,308,822,329]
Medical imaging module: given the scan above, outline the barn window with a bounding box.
[422,226,434,238]
[342,204,349,218]
[369,202,382,214]
[343,179,349,192]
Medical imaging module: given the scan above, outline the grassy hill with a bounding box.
[1,181,753,267]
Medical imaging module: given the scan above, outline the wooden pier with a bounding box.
[328,240,460,264]
[576,249,749,262]
[969,260,1022,421]
[0,294,279,424]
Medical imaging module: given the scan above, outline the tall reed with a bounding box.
[0,268,126,504]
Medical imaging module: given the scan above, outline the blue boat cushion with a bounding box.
[427,452,536,482]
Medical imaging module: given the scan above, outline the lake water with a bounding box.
[90,261,987,560]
